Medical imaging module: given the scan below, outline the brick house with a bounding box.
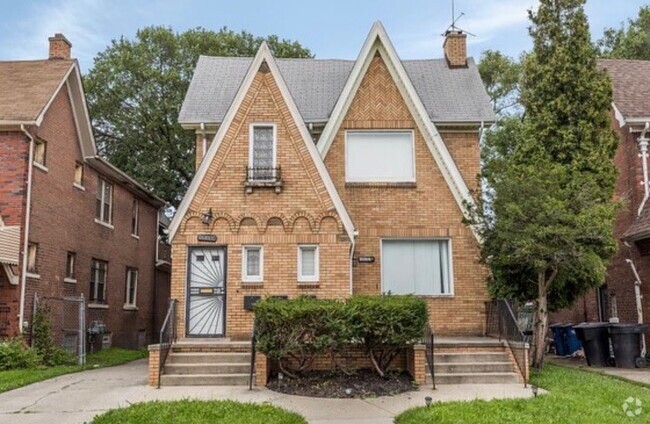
[0,34,169,349]
[168,22,494,342]
[551,59,650,332]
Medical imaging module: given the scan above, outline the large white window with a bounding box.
[242,246,263,283]
[124,267,138,308]
[248,124,277,181]
[298,245,319,283]
[382,239,452,296]
[95,177,113,225]
[345,131,415,182]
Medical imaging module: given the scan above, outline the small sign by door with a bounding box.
[357,256,375,263]
[197,234,217,243]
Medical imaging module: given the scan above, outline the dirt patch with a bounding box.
[267,369,416,398]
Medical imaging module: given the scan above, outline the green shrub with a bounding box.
[254,295,428,377]
[32,303,77,366]
[348,295,428,376]
[0,338,41,370]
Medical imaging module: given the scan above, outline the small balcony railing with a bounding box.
[245,166,283,193]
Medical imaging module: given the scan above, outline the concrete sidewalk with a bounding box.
[0,359,538,424]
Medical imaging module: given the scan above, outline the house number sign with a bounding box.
[357,256,375,263]
[197,234,218,243]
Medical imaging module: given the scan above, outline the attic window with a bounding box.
[33,139,46,169]
[345,130,415,183]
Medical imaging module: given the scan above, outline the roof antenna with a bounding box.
[443,0,475,36]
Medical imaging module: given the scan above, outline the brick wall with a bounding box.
[0,85,161,347]
[172,66,352,339]
[323,53,488,336]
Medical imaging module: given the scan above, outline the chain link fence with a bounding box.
[32,293,86,366]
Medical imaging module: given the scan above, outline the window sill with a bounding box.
[94,219,114,230]
[63,277,77,284]
[73,183,85,191]
[131,234,140,240]
[297,280,319,286]
[417,294,455,298]
[241,281,264,287]
[33,162,48,172]
[345,182,417,188]
[244,180,283,194]
[88,303,109,309]
[25,272,40,279]
[123,305,138,311]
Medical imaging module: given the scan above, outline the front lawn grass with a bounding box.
[396,364,650,423]
[0,348,146,394]
[91,400,307,424]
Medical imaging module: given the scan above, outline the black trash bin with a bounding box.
[609,324,648,368]
[574,322,610,367]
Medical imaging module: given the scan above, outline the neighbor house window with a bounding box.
[248,124,277,181]
[345,130,415,182]
[90,259,108,303]
[74,162,84,186]
[382,239,452,295]
[242,246,263,283]
[65,252,76,280]
[33,139,46,168]
[124,267,138,307]
[95,177,113,225]
[298,245,319,283]
[27,243,38,274]
[131,198,139,236]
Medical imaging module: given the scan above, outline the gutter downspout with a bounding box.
[349,230,358,295]
[625,259,646,358]
[637,122,650,216]
[18,125,35,333]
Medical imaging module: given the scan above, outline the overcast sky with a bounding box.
[0,0,645,72]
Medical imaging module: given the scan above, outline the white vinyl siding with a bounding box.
[345,131,415,182]
[382,239,452,296]
[242,246,263,283]
[298,245,319,282]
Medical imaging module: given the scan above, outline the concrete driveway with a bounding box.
[0,359,537,424]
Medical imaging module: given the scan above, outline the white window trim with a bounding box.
[33,139,47,170]
[124,268,138,308]
[248,123,277,171]
[96,177,113,226]
[90,260,108,303]
[33,162,48,172]
[73,182,85,191]
[242,245,264,283]
[131,198,139,237]
[344,130,416,183]
[379,238,455,297]
[298,245,319,283]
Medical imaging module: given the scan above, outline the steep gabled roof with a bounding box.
[599,59,650,121]
[316,22,480,240]
[179,56,494,125]
[169,42,356,241]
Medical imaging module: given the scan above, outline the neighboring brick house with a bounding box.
[551,59,650,330]
[169,22,494,341]
[0,34,169,348]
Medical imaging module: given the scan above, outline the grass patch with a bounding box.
[91,400,306,424]
[0,348,146,394]
[396,364,650,423]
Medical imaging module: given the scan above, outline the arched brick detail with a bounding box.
[288,211,317,233]
[315,210,344,233]
[234,214,263,233]
[262,214,289,233]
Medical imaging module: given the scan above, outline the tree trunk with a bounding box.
[532,271,550,369]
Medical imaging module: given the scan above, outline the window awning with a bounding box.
[0,226,20,265]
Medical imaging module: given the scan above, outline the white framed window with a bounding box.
[74,162,84,187]
[131,198,139,236]
[65,251,76,281]
[95,177,113,225]
[298,245,319,283]
[33,139,46,168]
[124,267,138,307]
[90,259,108,303]
[345,130,415,182]
[248,124,277,181]
[242,245,263,283]
[381,239,453,296]
[27,243,38,274]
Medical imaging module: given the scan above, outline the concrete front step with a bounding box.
[167,352,251,364]
[165,363,251,375]
[428,372,520,385]
[160,373,251,386]
[434,352,508,363]
[434,362,514,374]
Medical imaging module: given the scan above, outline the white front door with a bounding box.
[187,247,226,337]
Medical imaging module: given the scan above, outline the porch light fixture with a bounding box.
[425,396,432,407]
[201,208,213,226]
[531,385,538,397]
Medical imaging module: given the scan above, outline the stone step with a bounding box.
[165,363,251,375]
[160,373,251,386]
[428,372,520,385]
[434,352,508,363]
[433,362,514,374]
[172,341,251,353]
[167,352,251,364]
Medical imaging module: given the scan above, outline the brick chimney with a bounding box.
[443,29,467,68]
[48,33,72,60]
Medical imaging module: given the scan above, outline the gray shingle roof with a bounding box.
[179,55,495,125]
